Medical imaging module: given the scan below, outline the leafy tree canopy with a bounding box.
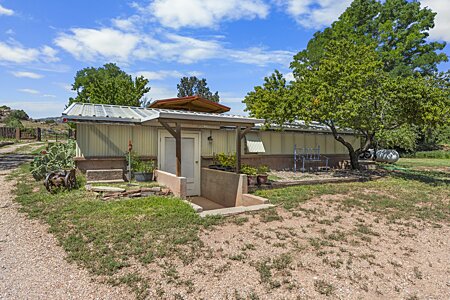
[177,76,220,102]
[68,63,150,107]
[10,109,29,121]
[244,0,449,169]
[291,0,448,78]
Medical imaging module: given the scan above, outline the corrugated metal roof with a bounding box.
[245,132,266,153]
[62,103,263,125]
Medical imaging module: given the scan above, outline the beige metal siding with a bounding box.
[76,123,156,157]
[76,123,360,158]
[201,129,236,156]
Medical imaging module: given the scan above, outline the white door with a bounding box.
[158,131,201,196]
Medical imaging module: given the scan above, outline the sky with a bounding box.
[0,0,449,119]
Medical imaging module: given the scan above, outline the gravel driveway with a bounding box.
[0,169,133,299]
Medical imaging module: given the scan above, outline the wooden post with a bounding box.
[15,128,20,140]
[236,126,253,174]
[175,122,181,177]
[36,128,41,141]
[236,126,241,174]
[160,121,182,177]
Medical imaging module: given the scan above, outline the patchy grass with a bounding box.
[11,164,221,298]
[10,158,450,299]
[395,158,450,168]
[256,166,449,222]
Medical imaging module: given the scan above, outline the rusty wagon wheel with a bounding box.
[64,170,76,190]
[44,172,57,193]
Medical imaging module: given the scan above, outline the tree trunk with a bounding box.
[325,122,374,170]
[347,147,360,170]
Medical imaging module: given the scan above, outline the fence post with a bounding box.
[36,128,42,141]
[15,128,21,140]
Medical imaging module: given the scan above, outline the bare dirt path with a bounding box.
[0,170,132,299]
[0,141,42,155]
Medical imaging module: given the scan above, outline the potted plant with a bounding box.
[257,165,270,185]
[134,160,155,182]
[241,164,258,186]
[211,152,236,172]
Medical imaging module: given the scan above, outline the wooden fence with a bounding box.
[0,127,16,139]
[0,127,75,141]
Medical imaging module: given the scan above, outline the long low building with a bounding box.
[62,96,360,196]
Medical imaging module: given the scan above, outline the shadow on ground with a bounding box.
[0,154,34,171]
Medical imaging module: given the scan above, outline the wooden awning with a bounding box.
[148,96,231,113]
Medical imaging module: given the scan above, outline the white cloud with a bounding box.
[145,0,269,29]
[41,45,60,62]
[276,0,352,29]
[18,88,40,94]
[0,42,60,64]
[0,4,14,16]
[54,27,293,66]
[134,70,184,80]
[43,94,57,98]
[422,0,450,42]
[146,85,176,101]
[54,28,140,62]
[284,71,295,82]
[11,71,44,79]
[0,42,40,63]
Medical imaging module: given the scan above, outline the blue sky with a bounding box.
[0,0,449,118]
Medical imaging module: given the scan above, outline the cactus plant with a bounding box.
[30,140,76,180]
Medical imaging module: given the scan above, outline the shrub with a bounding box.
[30,140,76,180]
[241,165,257,176]
[214,152,236,168]
[257,165,270,174]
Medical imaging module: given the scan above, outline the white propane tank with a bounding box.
[375,149,399,163]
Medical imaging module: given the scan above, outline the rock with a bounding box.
[90,186,126,193]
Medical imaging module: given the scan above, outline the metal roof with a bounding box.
[62,103,263,125]
[148,96,230,113]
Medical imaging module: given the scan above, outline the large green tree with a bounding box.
[68,63,150,107]
[291,0,447,78]
[244,0,449,169]
[177,76,220,102]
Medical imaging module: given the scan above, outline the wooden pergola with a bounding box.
[159,119,254,176]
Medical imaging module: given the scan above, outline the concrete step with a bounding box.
[199,204,275,217]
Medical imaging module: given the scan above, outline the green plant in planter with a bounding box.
[240,165,257,176]
[135,160,155,173]
[257,165,270,175]
[214,152,237,168]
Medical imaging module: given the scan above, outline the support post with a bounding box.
[236,126,241,174]
[175,122,181,177]
[160,121,182,177]
[235,125,252,174]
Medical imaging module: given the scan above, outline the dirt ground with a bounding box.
[0,170,133,299]
[135,195,449,299]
